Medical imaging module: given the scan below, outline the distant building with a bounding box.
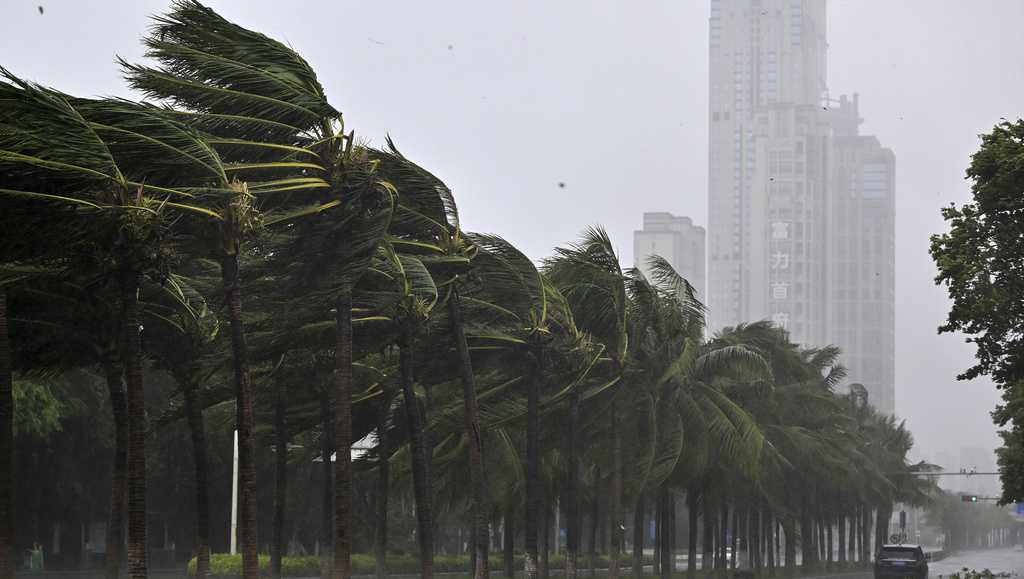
[633,212,706,301]
[827,95,896,415]
[707,0,896,414]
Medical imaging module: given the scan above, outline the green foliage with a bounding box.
[930,119,1024,503]
[13,380,61,438]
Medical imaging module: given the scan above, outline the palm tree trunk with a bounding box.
[449,288,490,579]
[781,517,796,570]
[826,517,833,564]
[837,514,846,564]
[221,255,258,579]
[588,495,598,577]
[733,506,741,569]
[103,359,127,579]
[766,513,775,573]
[271,374,288,579]
[375,390,389,579]
[0,287,13,579]
[610,405,622,579]
[541,496,551,579]
[400,330,434,579]
[183,386,211,579]
[320,390,334,578]
[333,292,354,579]
[632,496,644,579]
[121,271,147,579]
[503,506,515,578]
[718,502,728,569]
[685,492,697,579]
[525,347,542,579]
[565,390,580,579]
[701,499,712,571]
[853,509,861,564]
[862,508,872,564]
[661,489,673,579]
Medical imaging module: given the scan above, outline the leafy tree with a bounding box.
[930,119,1024,504]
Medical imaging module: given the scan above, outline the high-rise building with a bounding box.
[707,0,896,414]
[634,212,706,300]
[827,95,896,414]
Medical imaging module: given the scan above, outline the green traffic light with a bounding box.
[971,496,978,502]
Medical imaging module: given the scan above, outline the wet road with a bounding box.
[930,547,1024,577]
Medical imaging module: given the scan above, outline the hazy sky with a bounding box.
[2,0,1022,469]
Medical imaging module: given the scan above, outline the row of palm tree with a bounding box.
[0,3,932,579]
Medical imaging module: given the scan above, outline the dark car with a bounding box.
[875,544,929,579]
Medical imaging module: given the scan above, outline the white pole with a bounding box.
[231,429,239,555]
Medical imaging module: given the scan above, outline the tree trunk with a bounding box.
[819,517,826,564]
[658,488,671,579]
[730,508,738,571]
[565,390,580,579]
[103,359,128,579]
[588,494,599,577]
[449,289,490,579]
[320,391,335,579]
[271,372,287,579]
[799,510,812,569]
[701,499,712,571]
[853,509,861,564]
[826,517,833,565]
[686,492,697,579]
[781,518,796,570]
[183,386,211,579]
[221,255,258,579]
[766,513,775,573]
[504,507,515,579]
[375,388,390,579]
[718,502,728,570]
[334,292,353,579]
[400,331,434,579]
[525,347,542,579]
[541,497,551,579]
[862,508,872,564]
[838,514,846,564]
[610,405,622,579]
[632,496,644,579]
[122,272,147,579]
[0,287,13,579]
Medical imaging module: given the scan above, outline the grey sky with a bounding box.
[2,0,1022,468]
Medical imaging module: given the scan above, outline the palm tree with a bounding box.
[142,269,223,579]
[0,283,11,579]
[368,241,442,579]
[0,73,237,579]
[469,233,581,579]
[373,145,491,579]
[124,5,406,575]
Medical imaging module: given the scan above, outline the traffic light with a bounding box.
[961,495,978,503]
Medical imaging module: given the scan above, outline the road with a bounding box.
[929,547,1024,577]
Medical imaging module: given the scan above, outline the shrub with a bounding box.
[189,552,655,576]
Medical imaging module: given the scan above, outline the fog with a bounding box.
[2,0,1021,470]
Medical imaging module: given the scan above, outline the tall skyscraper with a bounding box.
[827,95,896,414]
[707,0,896,414]
[634,212,706,300]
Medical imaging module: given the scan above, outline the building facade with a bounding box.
[634,212,706,300]
[707,0,896,414]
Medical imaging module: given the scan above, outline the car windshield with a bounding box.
[881,548,920,561]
